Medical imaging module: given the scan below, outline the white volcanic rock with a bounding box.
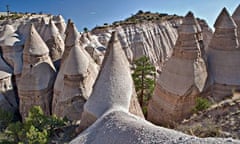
[147,12,207,126]
[52,20,80,114]
[52,44,98,120]
[208,8,240,102]
[70,110,239,144]
[52,15,66,38]
[0,24,24,82]
[82,33,105,65]
[18,24,56,119]
[78,31,143,131]
[42,19,64,67]
[52,20,99,120]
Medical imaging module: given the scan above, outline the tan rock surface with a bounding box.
[147,12,207,126]
[42,19,64,67]
[18,24,56,119]
[208,8,240,102]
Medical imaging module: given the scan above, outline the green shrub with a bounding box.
[1,106,68,144]
[193,97,211,112]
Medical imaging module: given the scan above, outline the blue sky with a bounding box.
[0,0,239,31]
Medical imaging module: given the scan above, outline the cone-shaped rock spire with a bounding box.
[42,19,64,65]
[232,5,240,21]
[148,12,207,126]
[18,24,56,119]
[61,19,80,64]
[0,24,23,85]
[233,5,240,43]
[52,23,99,120]
[214,8,237,29]
[78,31,139,131]
[53,15,66,38]
[179,11,201,35]
[208,8,240,102]
[24,24,49,56]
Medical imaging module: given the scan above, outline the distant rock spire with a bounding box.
[52,24,99,120]
[42,18,65,66]
[208,7,240,102]
[214,7,237,29]
[147,12,207,126]
[52,45,91,120]
[18,24,56,119]
[0,24,23,80]
[0,24,15,38]
[209,8,238,50]
[232,4,240,43]
[232,4,240,21]
[61,19,80,64]
[179,11,201,35]
[23,24,49,56]
[53,15,66,38]
[78,31,135,131]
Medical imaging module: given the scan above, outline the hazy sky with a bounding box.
[0,0,239,31]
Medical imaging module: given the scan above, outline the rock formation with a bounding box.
[0,24,23,85]
[52,20,80,115]
[52,15,66,38]
[71,110,239,144]
[52,43,98,121]
[18,24,56,119]
[232,5,240,43]
[70,26,238,144]
[42,19,64,68]
[52,20,99,120]
[78,31,143,132]
[82,33,104,65]
[147,12,207,126]
[0,54,17,112]
[208,8,240,102]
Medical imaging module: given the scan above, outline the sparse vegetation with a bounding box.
[177,118,223,138]
[132,56,156,116]
[193,97,211,113]
[0,106,70,144]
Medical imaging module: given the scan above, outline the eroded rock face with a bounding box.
[52,15,66,39]
[208,8,240,102]
[0,24,24,85]
[52,20,99,120]
[0,55,17,112]
[81,33,105,65]
[232,5,240,44]
[147,12,207,126]
[78,32,143,132]
[18,24,56,119]
[52,45,98,121]
[42,19,64,68]
[93,19,212,70]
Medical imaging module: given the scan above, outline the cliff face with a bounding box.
[92,18,212,70]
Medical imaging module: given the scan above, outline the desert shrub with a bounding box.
[193,97,211,112]
[1,106,68,144]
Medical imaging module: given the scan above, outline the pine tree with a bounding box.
[132,56,155,115]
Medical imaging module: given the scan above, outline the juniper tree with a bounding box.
[132,56,156,115]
